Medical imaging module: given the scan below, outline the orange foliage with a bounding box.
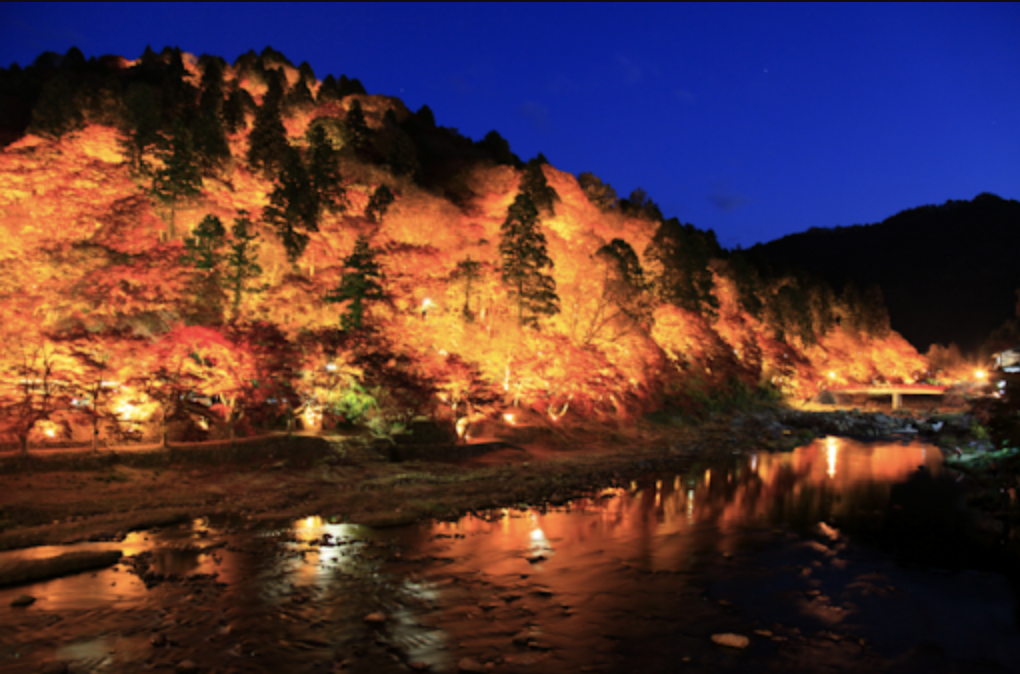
[0,53,932,433]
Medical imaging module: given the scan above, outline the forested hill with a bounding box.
[752,193,1020,354]
[0,45,932,451]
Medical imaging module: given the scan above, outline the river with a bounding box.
[2,436,1019,673]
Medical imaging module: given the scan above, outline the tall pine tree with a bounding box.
[224,210,265,320]
[246,74,288,174]
[307,124,347,215]
[343,99,371,154]
[223,86,255,133]
[453,255,482,321]
[365,185,394,223]
[520,155,559,215]
[325,235,384,331]
[262,144,318,261]
[150,119,203,240]
[499,193,559,327]
[120,82,162,174]
[29,74,83,139]
[181,214,227,323]
[192,58,231,167]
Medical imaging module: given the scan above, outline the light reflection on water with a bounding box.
[7,438,1019,674]
[414,437,943,575]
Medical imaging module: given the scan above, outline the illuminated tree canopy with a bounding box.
[0,46,933,448]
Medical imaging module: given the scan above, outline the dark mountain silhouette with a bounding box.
[752,193,1020,354]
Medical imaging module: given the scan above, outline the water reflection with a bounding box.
[419,438,943,575]
[6,439,1019,674]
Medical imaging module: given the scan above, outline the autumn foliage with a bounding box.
[0,47,931,450]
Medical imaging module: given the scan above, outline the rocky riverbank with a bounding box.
[0,404,999,559]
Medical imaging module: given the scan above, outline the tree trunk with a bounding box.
[18,434,28,456]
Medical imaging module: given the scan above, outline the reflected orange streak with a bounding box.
[427,439,942,577]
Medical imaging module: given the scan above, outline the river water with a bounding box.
[2,437,1020,673]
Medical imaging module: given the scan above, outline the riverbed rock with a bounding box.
[364,612,387,624]
[457,657,487,673]
[711,633,750,649]
[10,594,35,607]
[151,632,167,647]
[512,630,534,645]
[176,660,197,674]
[0,550,122,588]
[39,663,68,674]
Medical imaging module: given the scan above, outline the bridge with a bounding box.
[826,385,947,410]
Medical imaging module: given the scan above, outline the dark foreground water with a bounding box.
[2,437,1020,673]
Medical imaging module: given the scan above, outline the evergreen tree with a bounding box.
[150,119,203,240]
[386,131,420,178]
[29,74,83,139]
[222,86,255,133]
[192,58,231,167]
[452,255,482,321]
[224,210,265,319]
[365,185,394,222]
[182,214,226,271]
[283,78,315,115]
[139,45,161,70]
[326,235,384,331]
[415,104,436,127]
[62,46,87,70]
[646,218,720,315]
[120,82,162,174]
[182,214,227,323]
[260,46,293,69]
[337,75,366,97]
[297,61,316,85]
[342,99,371,153]
[621,187,664,222]
[520,156,559,215]
[578,172,619,211]
[159,47,197,122]
[307,124,347,214]
[317,74,341,104]
[478,130,520,167]
[246,75,288,174]
[262,144,319,261]
[378,108,419,176]
[725,251,765,319]
[232,49,262,83]
[499,193,560,327]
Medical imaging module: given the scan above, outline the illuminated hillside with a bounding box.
[0,47,929,450]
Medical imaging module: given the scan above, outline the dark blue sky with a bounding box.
[2,2,1017,248]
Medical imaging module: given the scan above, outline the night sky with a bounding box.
[2,2,1017,249]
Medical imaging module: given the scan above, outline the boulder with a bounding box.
[0,550,122,588]
[457,658,487,673]
[711,633,750,649]
[10,594,35,607]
